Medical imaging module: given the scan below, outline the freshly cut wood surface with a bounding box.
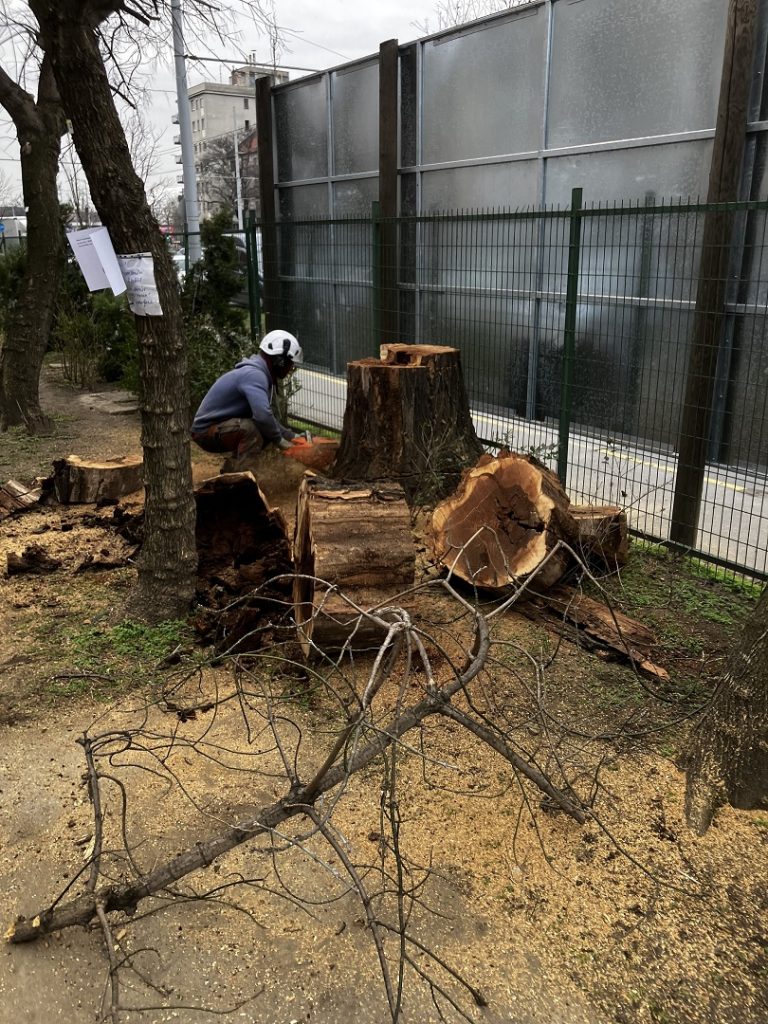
[52,455,143,503]
[293,475,415,656]
[429,452,576,590]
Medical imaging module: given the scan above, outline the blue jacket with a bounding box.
[191,354,295,444]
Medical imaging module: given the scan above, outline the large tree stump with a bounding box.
[331,344,483,503]
[52,455,143,503]
[293,475,415,656]
[193,472,293,651]
[429,452,577,591]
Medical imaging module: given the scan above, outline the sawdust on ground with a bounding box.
[0,363,766,1024]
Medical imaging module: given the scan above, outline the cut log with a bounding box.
[193,472,293,652]
[571,504,628,569]
[293,475,415,656]
[429,452,577,591]
[0,479,43,520]
[522,584,669,683]
[52,456,143,504]
[331,344,483,503]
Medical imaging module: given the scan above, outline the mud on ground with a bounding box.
[0,363,766,1024]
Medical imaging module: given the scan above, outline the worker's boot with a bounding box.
[220,452,260,475]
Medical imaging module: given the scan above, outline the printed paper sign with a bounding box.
[117,253,162,317]
[66,227,126,295]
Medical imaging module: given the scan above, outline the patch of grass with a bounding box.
[70,619,191,669]
[45,618,193,700]
[287,418,340,440]
[0,415,77,477]
[596,542,759,637]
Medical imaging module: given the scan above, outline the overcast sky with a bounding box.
[0,0,445,203]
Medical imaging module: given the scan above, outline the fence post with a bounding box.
[557,186,583,486]
[256,75,278,334]
[245,210,261,345]
[372,200,382,344]
[378,38,399,345]
[669,0,759,548]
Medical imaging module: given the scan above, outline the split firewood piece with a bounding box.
[0,479,43,521]
[429,452,577,591]
[571,504,628,569]
[193,472,293,651]
[524,584,669,682]
[331,344,483,502]
[293,475,415,657]
[52,456,143,504]
[6,543,62,576]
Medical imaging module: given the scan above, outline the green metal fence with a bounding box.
[185,194,768,579]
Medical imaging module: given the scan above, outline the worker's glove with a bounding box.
[277,437,293,450]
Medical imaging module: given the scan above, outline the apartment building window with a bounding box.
[243,98,249,109]
[244,120,250,129]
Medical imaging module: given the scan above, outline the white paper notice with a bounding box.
[66,227,126,295]
[117,254,162,317]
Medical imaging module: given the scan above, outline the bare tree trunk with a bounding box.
[31,1,197,621]
[0,56,64,434]
[684,585,768,834]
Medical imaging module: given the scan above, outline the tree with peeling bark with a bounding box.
[0,51,66,433]
[684,584,768,834]
[27,0,197,621]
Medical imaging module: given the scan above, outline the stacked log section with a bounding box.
[429,453,577,590]
[331,344,483,502]
[294,475,415,656]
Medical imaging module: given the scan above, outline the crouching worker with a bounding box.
[190,330,303,473]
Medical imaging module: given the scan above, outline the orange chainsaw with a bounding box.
[282,432,339,470]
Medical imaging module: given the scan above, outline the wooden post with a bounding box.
[670,0,759,547]
[256,75,279,335]
[378,39,400,346]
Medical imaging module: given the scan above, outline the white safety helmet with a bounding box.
[259,330,303,364]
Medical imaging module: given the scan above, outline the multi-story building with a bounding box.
[178,60,288,223]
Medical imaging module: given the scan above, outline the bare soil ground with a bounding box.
[1,363,767,1024]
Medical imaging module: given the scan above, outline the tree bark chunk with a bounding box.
[293,475,415,656]
[52,456,143,504]
[193,472,292,651]
[522,584,669,682]
[6,543,61,576]
[331,344,483,503]
[429,453,577,590]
